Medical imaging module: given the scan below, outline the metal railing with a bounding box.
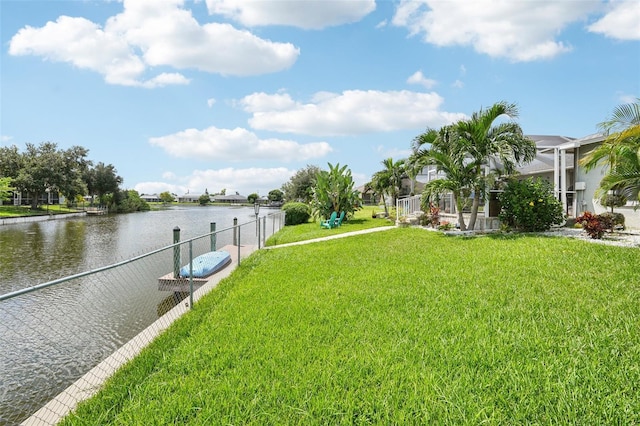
[0,210,285,426]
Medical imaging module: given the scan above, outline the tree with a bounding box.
[198,194,210,205]
[281,165,321,203]
[0,177,14,202]
[371,158,407,210]
[411,126,477,230]
[159,191,175,203]
[0,145,23,179]
[85,162,122,205]
[12,142,91,209]
[580,99,640,208]
[311,163,361,220]
[454,101,536,230]
[268,189,284,203]
[114,189,150,213]
[247,193,259,204]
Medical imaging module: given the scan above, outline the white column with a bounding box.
[560,149,567,214]
[553,148,560,200]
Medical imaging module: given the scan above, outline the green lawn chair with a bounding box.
[335,211,345,227]
[320,211,338,228]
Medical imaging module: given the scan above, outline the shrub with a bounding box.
[498,178,564,232]
[576,211,604,239]
[599,212,625,231]
[282,202,311,226]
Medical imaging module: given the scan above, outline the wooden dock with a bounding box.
[157,244,255,292]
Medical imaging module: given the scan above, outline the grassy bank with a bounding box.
[0,204,81,217]
[61,226,639,424]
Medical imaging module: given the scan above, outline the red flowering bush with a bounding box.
[576,211,604,239]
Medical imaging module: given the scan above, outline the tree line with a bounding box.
[0,142,148,212]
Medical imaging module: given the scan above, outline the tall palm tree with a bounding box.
[454,101,536,230]
[371,158,407,213]
[411,126,477,230]
[580,100,640,206]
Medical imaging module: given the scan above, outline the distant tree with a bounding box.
[268,189,284,202]
[198,194,210,205]
[85,162,122,205]
[311,163,361,220]
[247,193,259,204]
[282,164,321,203]
[159,191,175,203]
[219,188,226,195]
[114,189,150,213]
[0,145,23,179]
[0,177,14,202]
[12,142,91,209]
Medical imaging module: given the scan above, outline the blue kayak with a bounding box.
[180,250,231,278]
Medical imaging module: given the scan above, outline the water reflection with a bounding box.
[0,220,87,294]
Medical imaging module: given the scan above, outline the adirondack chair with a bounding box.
[320,211,338,228]
[335,211,345,227]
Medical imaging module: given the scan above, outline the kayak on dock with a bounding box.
[180,250,231,278]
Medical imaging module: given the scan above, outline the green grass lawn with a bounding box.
[60,225,640,425]
[0,204,80,217]
[265,206,394,246]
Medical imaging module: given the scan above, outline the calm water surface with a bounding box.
[0,206,260,425]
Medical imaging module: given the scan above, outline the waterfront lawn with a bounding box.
[61,229,640,424]
[265,206,394,246]
[0,204,79,217]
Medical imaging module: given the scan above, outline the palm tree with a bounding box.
[411,126,477,230]
[370,158,407,214]
[580,99,640,206]
[454,101,536,230]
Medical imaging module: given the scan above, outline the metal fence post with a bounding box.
[233,217,238,246]
[189,240,194,309]
[210,222,216,251]
[237,223,241,266]
[262,215,266,247]
[173,226,180,278]
[257,217,261,249]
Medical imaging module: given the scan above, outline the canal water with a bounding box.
[0,206,261,425]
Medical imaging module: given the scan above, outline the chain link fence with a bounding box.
[0,211,284,426]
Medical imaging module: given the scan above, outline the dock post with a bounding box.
[233,217,238,246]
[237,224,241,266]
[210,222,216,251]
[173,226,181,278]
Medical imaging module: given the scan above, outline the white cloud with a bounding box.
[406,70,437,89]
[452,80,464,89]
[162,171,178,180]
[392,0,600,62]
[9,0,299,86]
[207,98,216,108]
[135,167,295,196]
[588,1,640,40]
[240,90,466,136]
[206,0,376,29]
[149,126,332,161]
[1,135,13,143]
[618,93,639,104]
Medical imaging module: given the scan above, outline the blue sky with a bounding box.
[1,0,639,197]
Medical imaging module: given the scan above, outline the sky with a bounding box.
[1,0,639,198]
